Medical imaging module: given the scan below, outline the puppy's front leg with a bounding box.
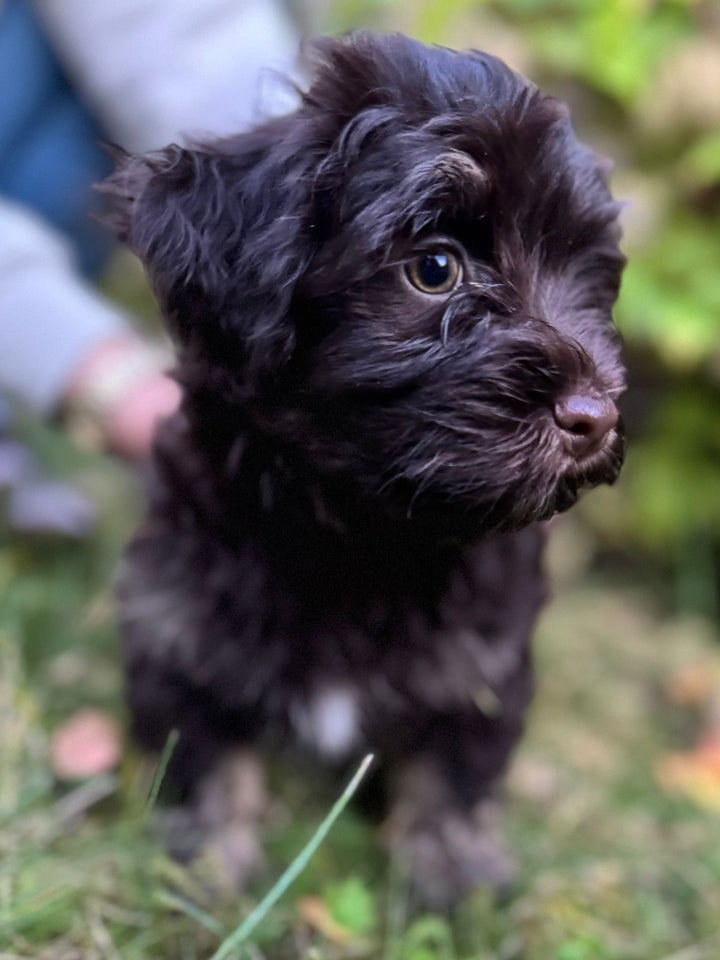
[163,749,268,893]
[382,699,528,908]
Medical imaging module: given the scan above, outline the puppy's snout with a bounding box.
[553,393,618,460]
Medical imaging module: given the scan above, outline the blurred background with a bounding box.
[1,1,720,958]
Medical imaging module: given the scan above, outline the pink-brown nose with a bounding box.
[554,394,618,460]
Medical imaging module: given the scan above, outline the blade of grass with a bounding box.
[208,753,374,960]
[54,773,118,823]
[144,729,179,814]
[154,891,226,938]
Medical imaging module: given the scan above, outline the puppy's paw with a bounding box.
[161,750,267,894]
[386,801,515,909]
[191,823,265,894]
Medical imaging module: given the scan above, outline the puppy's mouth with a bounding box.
[551,429,625,517]
[551,476,580,516]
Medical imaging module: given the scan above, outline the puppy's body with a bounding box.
[122,428,543,775]
[109,33,625,904]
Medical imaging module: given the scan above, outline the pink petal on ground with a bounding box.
[51,709,121,780]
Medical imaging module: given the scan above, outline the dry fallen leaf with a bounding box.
[655,734,720,811]
[297,895,352,945]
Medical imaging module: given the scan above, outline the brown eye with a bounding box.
[405,250,462,294]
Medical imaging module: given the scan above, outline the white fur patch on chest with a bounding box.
[292,685,360,759]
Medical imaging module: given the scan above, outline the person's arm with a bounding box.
[32,0,301,152]
[0,197,179,458]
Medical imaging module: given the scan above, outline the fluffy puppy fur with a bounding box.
[105,32,626,906]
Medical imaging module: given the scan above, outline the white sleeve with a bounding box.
[0,197,129,413]
[31,0,302,152]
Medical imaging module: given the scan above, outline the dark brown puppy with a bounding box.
[105,32,625,906]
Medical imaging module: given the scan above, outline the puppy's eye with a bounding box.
[405,250,462,295]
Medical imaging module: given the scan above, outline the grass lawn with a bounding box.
[2,429,720,960]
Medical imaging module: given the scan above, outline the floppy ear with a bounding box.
[100,124,312,377]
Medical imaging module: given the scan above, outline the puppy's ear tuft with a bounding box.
[100,127,313,379]
[96,145,138,244]
[100,145,233,296]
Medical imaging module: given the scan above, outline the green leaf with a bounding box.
[325,875,376,934]
[399,916,456,960]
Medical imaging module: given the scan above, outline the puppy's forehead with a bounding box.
[307,32,572,163]
[302,33,619,273]
[314,103,593,250]
[308,43,589,199]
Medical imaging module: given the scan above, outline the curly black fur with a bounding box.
[105,32,626,905]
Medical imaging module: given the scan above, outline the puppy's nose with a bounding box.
[554,393,618,460]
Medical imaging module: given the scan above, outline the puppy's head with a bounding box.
[105,32,626,535]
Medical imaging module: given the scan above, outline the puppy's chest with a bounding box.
[288,623,522,758]
[282,587,526,759]
[182,532,543,758]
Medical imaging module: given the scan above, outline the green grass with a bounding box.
[1,436,720,959]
